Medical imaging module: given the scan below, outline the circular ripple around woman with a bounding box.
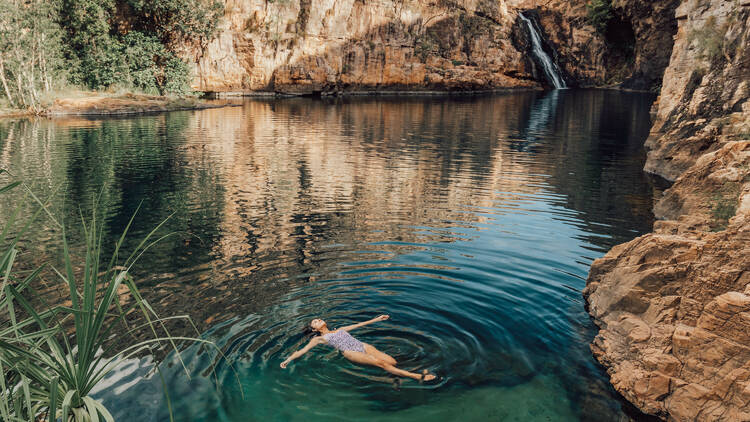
[6,91,659,421]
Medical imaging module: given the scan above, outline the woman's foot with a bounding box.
[420,369,436,382]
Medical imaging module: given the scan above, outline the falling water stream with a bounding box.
[519,12,567,89]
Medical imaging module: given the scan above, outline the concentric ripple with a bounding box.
[0,89,661,421]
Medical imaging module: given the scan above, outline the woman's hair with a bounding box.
[302,325,319,338]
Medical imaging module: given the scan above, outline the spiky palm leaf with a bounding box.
[0,175,226,421]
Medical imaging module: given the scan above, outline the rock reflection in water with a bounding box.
[0,89,658,421]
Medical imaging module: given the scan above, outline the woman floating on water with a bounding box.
[280,315,437,382]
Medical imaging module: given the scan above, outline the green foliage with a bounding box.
[711,195,737,222]
[415,28,441,63]
[121,32,166,93]
[415,39,433,62]
[161,57,193,96]
[121,32,191,95]
[52,0,224,95]
[586,0,613,34]
[710,196,735,231]
[709,181,742,231]
[0,177,215,421]
[77,38,127,91]
[687,16,729,63]
[126,0,224,48]
[0,0,67,110]
[58,0,125,90]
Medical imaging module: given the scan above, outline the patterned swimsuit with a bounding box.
[322,330,366,353]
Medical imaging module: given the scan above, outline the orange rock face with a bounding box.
[584,1,750,416]
[186,0,681,94]
[644,0,750,182]
[188,0,540,94]
[189,0,658,94]
[586,142,750,421]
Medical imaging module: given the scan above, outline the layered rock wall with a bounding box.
[187,0,679,94]
[585,0,750,420]
[189,0,538,93]
[645,0,750,181]
[611,0,680,90]
[586,142,750,420]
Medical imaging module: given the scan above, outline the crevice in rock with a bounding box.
[602,13,637,87]
[296,0,311,36]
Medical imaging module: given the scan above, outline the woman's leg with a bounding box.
[363,343,397,366]
[342,351,434,381]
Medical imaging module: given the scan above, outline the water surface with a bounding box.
[0,89,659,421]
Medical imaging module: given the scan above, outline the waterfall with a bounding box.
[519,12,567,89]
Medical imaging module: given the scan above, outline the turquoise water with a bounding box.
[0,89,660,421]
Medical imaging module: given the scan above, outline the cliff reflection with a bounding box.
[0,90,657,335]
[171,90,657,330]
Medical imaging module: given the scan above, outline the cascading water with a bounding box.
[519,12,567,89]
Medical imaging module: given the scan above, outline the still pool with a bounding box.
[0,89,662,421]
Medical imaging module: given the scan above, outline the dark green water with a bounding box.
[1,89,660,421]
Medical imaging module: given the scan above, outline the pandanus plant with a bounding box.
[0,172,214,421]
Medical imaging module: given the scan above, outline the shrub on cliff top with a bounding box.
[55,0,223,95]
[126,0,223,49]
[586,0,613,34]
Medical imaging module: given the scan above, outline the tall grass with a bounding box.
[0,173,214,421]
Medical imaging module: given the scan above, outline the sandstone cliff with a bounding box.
[645,0,749,181]
[585,0,750,420]
[187,0,678,94]
[189,0,537,94]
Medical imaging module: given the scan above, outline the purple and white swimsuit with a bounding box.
[323,330,366,353]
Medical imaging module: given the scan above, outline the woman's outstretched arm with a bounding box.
[341,314,389,332]
[280,337,324,368]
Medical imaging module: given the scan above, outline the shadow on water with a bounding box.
[0,89,661,421]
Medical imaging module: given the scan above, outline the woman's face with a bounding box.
[310,319,326,331]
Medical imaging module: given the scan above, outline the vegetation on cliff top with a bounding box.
[0,0,223,112]
[586,0,613,34]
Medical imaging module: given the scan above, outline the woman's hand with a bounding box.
[342,315,390,332]
[280,360,290,369]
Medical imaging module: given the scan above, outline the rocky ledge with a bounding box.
[584,0,750,420]
[585,141,750,421]
[42,94,233,117]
